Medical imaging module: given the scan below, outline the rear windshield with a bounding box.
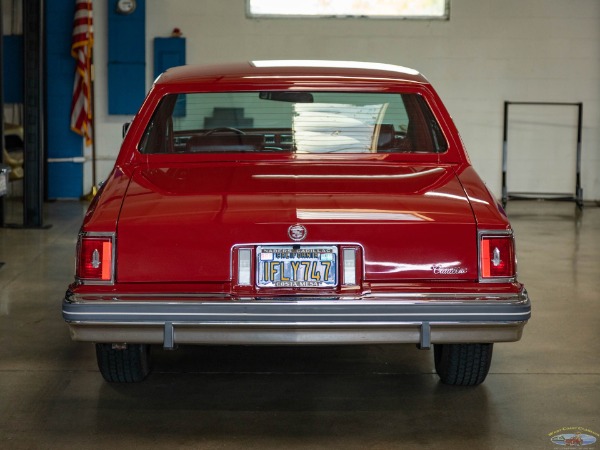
[139,92,447,154]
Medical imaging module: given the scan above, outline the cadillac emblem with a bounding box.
[288,224,307,241]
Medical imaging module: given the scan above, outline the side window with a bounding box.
[139,96,178,154]
[416,95,447,153]
[398,94,448,153]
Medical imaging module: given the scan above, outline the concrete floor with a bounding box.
[0,200,598,449]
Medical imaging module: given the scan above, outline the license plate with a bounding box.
[257,245,337,288]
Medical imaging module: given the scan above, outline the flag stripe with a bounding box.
[70,0,93,146]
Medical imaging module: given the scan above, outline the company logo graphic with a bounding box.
[432,264,468,275]
[288,224,307,241]
[549,427,598,447]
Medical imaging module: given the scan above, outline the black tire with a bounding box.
[95,343,152,383]
[434,343,493,386]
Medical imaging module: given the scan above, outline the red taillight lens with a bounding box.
[77,235,114,282]
[480,235,515,279]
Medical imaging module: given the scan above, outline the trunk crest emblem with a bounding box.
[91,249,101,269]
[288,224,307,241]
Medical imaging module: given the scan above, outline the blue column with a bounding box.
[45,0,84,199]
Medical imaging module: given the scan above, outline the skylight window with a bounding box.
[247,0,449,19]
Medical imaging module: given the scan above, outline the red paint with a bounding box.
[70,61,520,298]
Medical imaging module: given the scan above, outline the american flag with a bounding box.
[70,0,94,146]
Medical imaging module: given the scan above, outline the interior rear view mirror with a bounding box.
[259,91,314,103]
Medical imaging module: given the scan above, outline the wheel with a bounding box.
[95,343,152,383]
[204,126,245,135]
[434,343,493,386]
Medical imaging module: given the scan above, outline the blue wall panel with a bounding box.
[108,63,146,114]
[153,37,186,78]
[3,36,23,103]
[153,37,186,116]
[45,0,85,198]
[108,0,146,114]
[44,0,147,197]
[47,161,83,199]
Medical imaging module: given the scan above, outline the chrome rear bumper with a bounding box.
[62,289,531,348]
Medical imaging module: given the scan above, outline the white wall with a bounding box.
[91,0,600,200]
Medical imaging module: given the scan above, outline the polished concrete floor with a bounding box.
[0,200,598,449]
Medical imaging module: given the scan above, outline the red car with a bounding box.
[63,61,531,385]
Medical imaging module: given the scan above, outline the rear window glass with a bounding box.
[139,92,447,154]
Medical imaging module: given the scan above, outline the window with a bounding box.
[139,92,447,155]
[247,0,449,20]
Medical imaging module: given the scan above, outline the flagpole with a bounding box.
[89,43,97,196]
[81,0,96,201]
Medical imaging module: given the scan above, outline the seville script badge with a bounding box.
[288,224,307,241]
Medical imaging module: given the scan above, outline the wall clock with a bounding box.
[116,0,136,15]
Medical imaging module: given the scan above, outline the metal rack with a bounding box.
[502,101,583,209]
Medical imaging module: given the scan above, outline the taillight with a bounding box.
[76,233,115,283]
[479,232,515,281]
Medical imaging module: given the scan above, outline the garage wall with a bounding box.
[91,0,600,200]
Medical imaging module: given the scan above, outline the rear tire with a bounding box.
[95,343,151,383]
[434,343,493,386]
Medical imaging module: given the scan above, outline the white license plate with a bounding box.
[257,245,337,288]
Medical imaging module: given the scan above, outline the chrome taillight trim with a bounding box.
[75,231,116,285]
[478,229,517,283]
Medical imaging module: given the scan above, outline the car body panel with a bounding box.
[116,161,478,283]
[64,61,529,356]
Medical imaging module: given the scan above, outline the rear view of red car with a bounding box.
[63,61,530,385]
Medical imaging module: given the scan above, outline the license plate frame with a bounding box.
[256,245,338,288]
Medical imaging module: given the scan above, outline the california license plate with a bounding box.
[257,245,338,288]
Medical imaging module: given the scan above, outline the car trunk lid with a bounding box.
[116,161,477,284]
